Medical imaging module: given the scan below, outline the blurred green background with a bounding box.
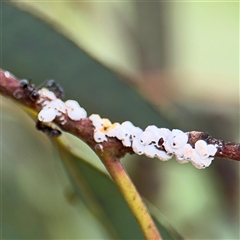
[1,1,239,239]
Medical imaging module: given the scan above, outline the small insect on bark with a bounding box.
[44,79,64,100]
[20,79,39,101]
[36,120,61,137]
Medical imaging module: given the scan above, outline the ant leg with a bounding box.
[36,120,61,137]
[17,79,39,101]
[42,79,64,100]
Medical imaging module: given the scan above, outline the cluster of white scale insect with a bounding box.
[37,88,87,124]
[37,88,218,169]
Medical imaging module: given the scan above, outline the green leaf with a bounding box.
[2,2,170,129]
[55,137,184,240]
[145,201,184,240]
[1,98,111,239]
[55,137,144,239]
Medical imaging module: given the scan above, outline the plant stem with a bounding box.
[99,155,162,240]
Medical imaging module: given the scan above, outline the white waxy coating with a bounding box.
[89,115,112,142]
[65,100,87,121]
[101,118,112,128]
[140,126,162,145]
[65,99,80,109]
[190,151,214,169]
[94,131,108,143]
[38,106,58,122]
[155,150,172,161]
[51,99,66,114]
[164,129,188,154]
[121,121,135,129]
[188,140,217,169]
[195,140,217,158]
[122,137,132,147]
[120,123,142,147]
[139,126,172,160]
[106,123,121,137]
[115,127,130,141]
[67,107,87,121]
[132,137,145,155]
[182,144,194,161]
[195,140,209,158]
[37,89,60,123]
[131,127,143,138]
[189,140,217,169]
[90,115,217,169]
[157,128,172,141]
[38,88,88,124]
[89,114,103,129]
[144,144,158,158]
[207,144,218,156]
[145,125,159,133]
[140,131,154,146]
[36,86,218,169]
[113,121,135,143]
[143,126,171,143]
[38,88,57,101]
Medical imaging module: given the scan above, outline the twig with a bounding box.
[1,68,239,162]
[1,68,240,239]
[188,131,240,161]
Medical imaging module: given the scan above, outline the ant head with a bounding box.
[30,90,39,101]
[20,79,29,88]
[19,79,39,101]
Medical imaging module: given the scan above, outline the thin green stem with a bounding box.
[99,155,162,240]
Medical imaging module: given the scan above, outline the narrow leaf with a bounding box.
[55,137,184,240]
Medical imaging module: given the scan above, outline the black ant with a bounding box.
[36,120,62,137]
[44,79,64,100]
[19,78,64,101]
[18,78,63,137]
[19,79,39,101]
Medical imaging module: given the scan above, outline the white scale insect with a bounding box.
[37,88,87,124]
[90,113,218,169]
[37,88,218,169]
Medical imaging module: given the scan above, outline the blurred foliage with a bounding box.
[2,1,239,239]
[55,135,183,240]
[2,98,110,239]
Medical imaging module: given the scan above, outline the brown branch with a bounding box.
[0,68,133,159]
[188,131,240,161]
[1,68,240,163]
